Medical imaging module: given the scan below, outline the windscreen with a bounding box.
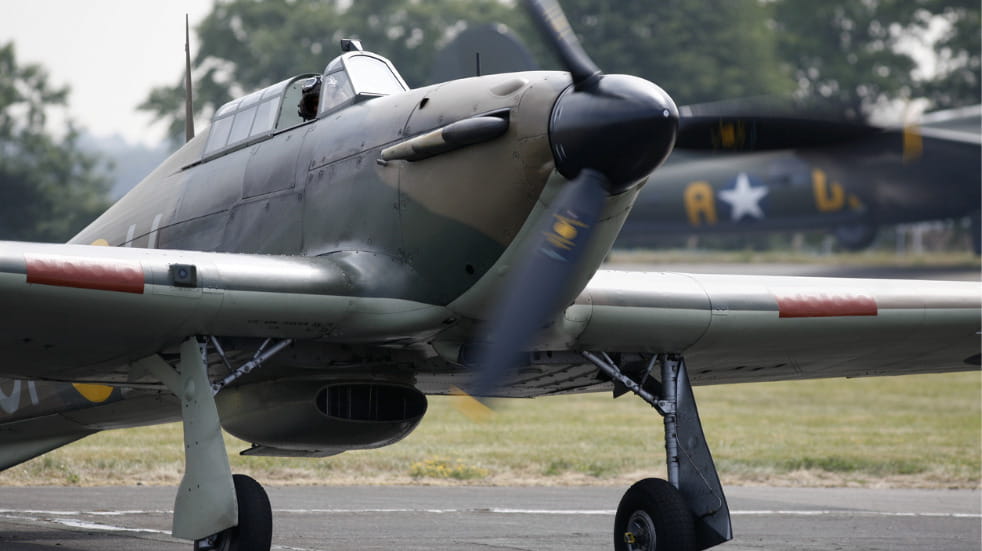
[346,55,407,96]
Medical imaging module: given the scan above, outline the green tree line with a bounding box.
[0,42,110,242]
[142,0,980,143]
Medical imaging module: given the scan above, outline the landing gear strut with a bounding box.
[583,352,732,551]
[144,337,274,551]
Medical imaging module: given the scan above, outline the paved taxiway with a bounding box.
[1,486,979,550]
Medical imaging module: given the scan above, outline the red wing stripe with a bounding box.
[776,292,877,318]
[26,255,145,294]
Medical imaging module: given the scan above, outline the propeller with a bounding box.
[675,99,880,152]
[459,0,678,408]
[524,0,600,88]
[455,2,884,414]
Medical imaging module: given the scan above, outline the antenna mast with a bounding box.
[184,14,195,143]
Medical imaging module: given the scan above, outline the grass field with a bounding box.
[3,372,978,488]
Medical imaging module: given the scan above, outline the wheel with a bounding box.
[834,222,877,251]
[194,474,272,551]
[614,478,695,551]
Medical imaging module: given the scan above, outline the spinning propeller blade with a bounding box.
[462,0,678,406]
[524,0,601,88]
[675,99,879,152]
[468,169,609,400]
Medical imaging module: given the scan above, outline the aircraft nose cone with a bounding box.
[548,74,678,193]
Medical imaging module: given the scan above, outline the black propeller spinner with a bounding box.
[465,0,678,404]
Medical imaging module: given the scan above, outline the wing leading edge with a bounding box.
[569,270,980,385]
[0,241,453,382]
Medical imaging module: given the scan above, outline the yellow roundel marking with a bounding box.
[72,383,114,403]
[553,220,578,240]
[90,238,110,246]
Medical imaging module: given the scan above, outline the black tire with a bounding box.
[834,222,877,251]
[194,474,273,551]
[614,478,695,551]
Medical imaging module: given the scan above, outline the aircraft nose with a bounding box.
[548,74,678,193]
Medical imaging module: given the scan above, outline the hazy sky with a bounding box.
[0,1,214,146]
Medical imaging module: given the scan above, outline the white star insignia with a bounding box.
[718,172,768,221]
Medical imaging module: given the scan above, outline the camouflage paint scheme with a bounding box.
[0,49,978,466]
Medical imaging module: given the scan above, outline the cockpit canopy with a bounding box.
[204,47,407,158]
[204,74,317,156]
[319,51,408,114]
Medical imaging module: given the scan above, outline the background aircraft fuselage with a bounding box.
[619,113,982,250]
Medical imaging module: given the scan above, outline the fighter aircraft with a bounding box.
[0,1,978,550]
[620,103,982,252]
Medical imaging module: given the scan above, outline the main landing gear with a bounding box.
[144,337,275,551]
[194,474,272,551]
[616,478,694,551]
[582,352,733,551]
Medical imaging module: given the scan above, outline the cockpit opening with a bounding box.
[298,76,322,121]
[203,40,409,159]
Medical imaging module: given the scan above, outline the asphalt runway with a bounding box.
[1,485,979,550]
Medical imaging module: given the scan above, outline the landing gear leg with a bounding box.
[144,338,272,551]
[583,352,732,551]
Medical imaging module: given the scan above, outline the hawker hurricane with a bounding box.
[0,2,978,550]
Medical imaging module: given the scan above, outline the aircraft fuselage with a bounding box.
[72,71,573,306]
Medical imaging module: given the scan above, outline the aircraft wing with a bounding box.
[0,241,977,389]
[0,241,453,383]
[566,270,980,386]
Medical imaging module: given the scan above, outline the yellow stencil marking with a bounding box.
[903,125,923,162]
[848,194,865,211]
[553,219,578,240]
[812,169,845,212]
[719,124,737,148]
[544,214,588,252]
[449,386,494,423]
[72,383,114,403]
[715,122,745,149]
[684,181,717,226]
[90,238,110,246]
